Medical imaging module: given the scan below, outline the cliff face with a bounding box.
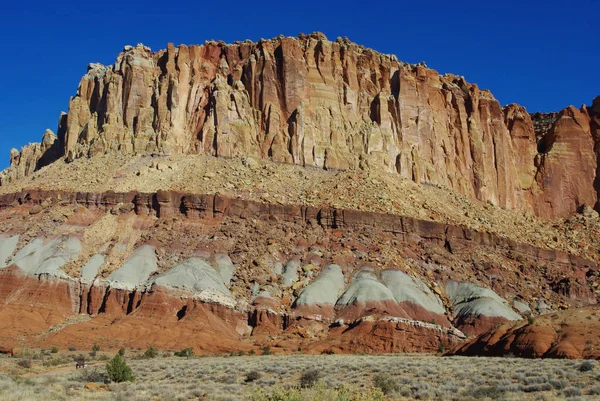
[3,33,600,219]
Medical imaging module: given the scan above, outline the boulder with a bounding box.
[282,259,300,287]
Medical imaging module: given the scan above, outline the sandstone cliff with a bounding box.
[3,33,599,219]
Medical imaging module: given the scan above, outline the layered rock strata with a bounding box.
[3,33,600,219]
[0,189,597,355]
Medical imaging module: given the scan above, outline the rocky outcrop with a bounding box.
[450,305,600,359]
[4,33,599,219]
[446,281,521,335]
[380,269,450,326]
[294,264,345,320]
[0,188,597,356]
[1,129,59,185]
[335,269,411,321]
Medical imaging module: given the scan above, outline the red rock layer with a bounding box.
[450,305,600,359]
[0,189,594,271]
[305,320,460,354]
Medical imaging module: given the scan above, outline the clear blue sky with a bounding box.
[1,0,598,169]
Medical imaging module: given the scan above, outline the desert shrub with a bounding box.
[251,382,385,401]
[238,350,245,356]
[245,371,261,382]
[372,373,399,395]
[522,383,552,392]
[50,346,58,353]
[106,355,134,383]
[466,385,504,399]
[118,347,125,357]
[299,369,321,388]
[261,346,271,356]
[523,376,547,385]
[80,367,107,383]
[143,346,158,359]
[563,387,582,397]
[17,359,31,368]
[549,378,568,389]
[248,349,256,356]
[579,361,595,372]
[174,347,194,357]
[216,374,237,384]
[92,344,100,352]
[588,386,600,395]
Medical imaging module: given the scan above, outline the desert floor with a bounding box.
[0,349,599,400]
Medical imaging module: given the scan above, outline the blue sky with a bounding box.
[0,0,598,168]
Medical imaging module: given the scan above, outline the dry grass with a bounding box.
[0,352,598,400]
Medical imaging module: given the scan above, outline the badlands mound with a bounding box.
[0,32,598,357]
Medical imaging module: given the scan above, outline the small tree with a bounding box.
[106,355,134,383]
[143,346,158,359]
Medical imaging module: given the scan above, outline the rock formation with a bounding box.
[450,305,600,359]
[0,189,596,355]
[3,34,600,219]
[0,34,599,358]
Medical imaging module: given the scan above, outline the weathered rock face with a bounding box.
[4,33,598,219]
[450,305,600,359]
[0,188,597,355]
[1,129,59,185]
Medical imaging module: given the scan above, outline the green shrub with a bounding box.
[300,369,321,388]
[261,346,271,356]
[118,347,125,357]
[579,361,595,372]
[245,370,261,382]
[372,373,399,395]
[174,347,194,357]
[106,355,134,383]
[92,344,100,352]
[143,346,158,359]
[50,346,59,354]
[248,349,256,356]
[437,342,446,354]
